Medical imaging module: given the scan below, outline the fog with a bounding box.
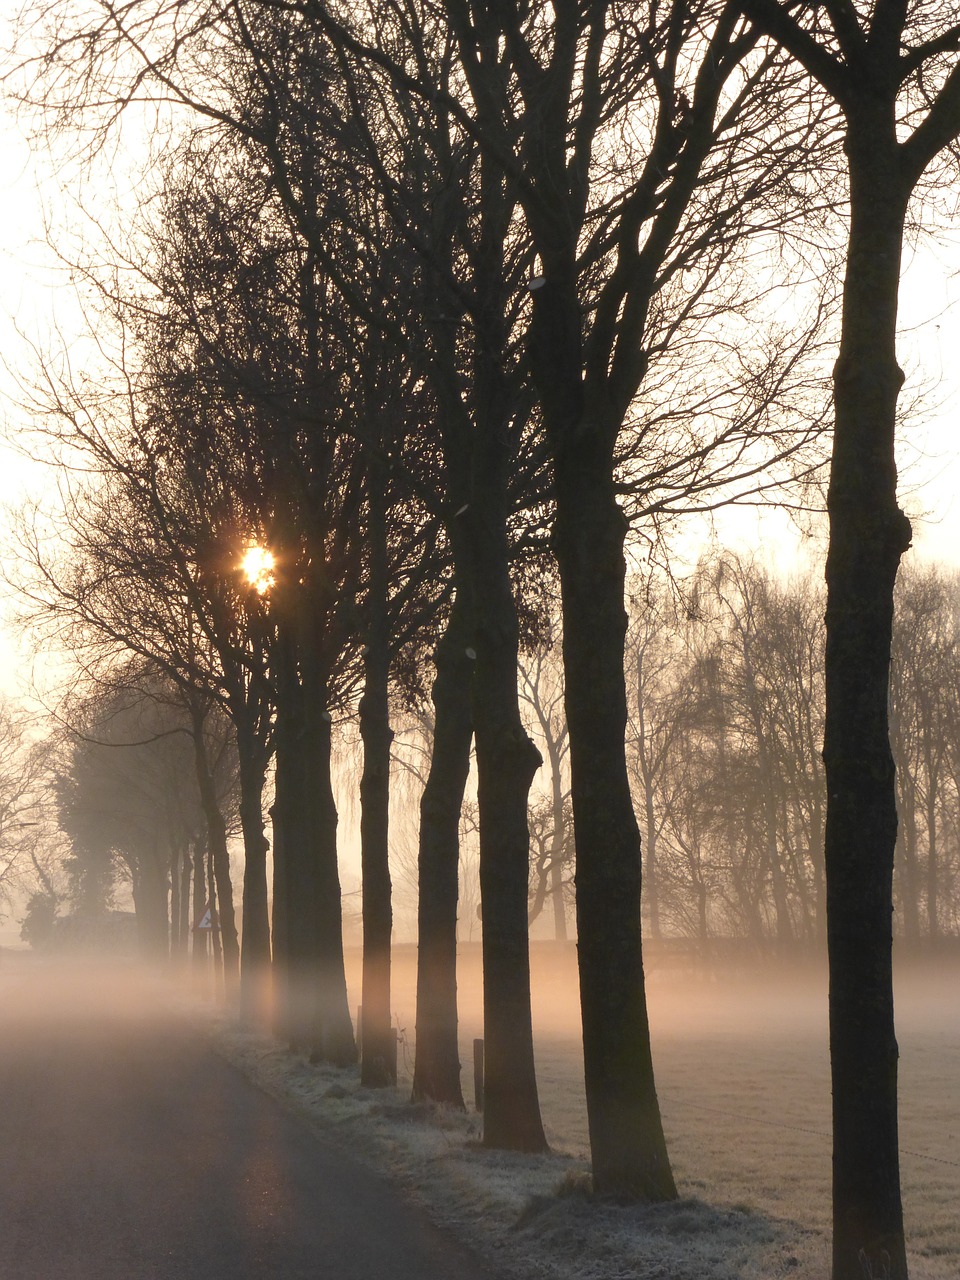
[357,943,959,1274]
[334,943,960,1275]
[0,951,183,1042]
[1,942,956,1278]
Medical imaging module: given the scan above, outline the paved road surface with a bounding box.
[0,959,497,1280]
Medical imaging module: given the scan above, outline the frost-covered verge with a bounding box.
[202,1012,827,1280]
[177,948,959,1280]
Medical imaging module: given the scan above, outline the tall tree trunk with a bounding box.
[189,707,239,1001]
[207,839,224,996]
[272,621,309,1049]
[269,800,288,1038]
[359,472,395,1087]
[525,198,676,1192]
[271,619,355,1063]
[133,846,170,961]
[409,245,478,1111]
[823,128,910,1280]
[236,723,271,1023]
[178,842,191,961]
[412,594,473,1107]
[209,830,238,1002]
[192,835,208,977]
[307,690,357,1066]
[552,433,676,1198]
[459,136,547,1150]
[470,440,547,1153]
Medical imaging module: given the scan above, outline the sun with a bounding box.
[240,545,276,595]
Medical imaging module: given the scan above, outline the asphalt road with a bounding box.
[0,958,497,1280]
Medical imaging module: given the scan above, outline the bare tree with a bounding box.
[410,0,836,1196]
[0,702,59,924]
[519,629,572,941]
[54,677,225,960]
[891,561,960,946]
[624,584,691,945]
[731,5,960,1273]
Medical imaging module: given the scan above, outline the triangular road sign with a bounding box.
[194,901,218,931]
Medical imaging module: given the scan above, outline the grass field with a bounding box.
[325,942,959,1278]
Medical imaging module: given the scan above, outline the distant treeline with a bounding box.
[515,554,960,951]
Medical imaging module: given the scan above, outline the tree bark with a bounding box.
[178,842,191,962]
[189,711,239,1001]
[269,802,288,1038]
[272,617,357,1065]
[470,422,548,1153]
[237,726,271,1023]
[131,848,171,962]
[359,473,395,1087]
[412,594,473,1108]
[823,124,911,1280]
[308,695,357,1066]
[192,834,208,977]
[552,421,676,1197]
[268,621,308,1048]
[207,839,224,996]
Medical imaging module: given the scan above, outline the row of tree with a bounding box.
[15,0,830,1174]
[0,701,55,928]
[9,2,960,1277]
[44,553,960,965]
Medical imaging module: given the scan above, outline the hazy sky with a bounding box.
[0,5,959,696]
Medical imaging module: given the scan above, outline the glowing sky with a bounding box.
[0,3,959,697]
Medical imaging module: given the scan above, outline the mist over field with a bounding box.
[287,944,960,1277]
[1,927,957,1278]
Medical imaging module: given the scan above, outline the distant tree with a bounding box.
[0,700,58,923]
[519,633,572,941]
[55,680,223,959]
[697,555,826,947]
[624,556,960,954]
[19,892,58,949]
[890,563,960,946]
[12,454,253,995]
[624,585,689,945]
